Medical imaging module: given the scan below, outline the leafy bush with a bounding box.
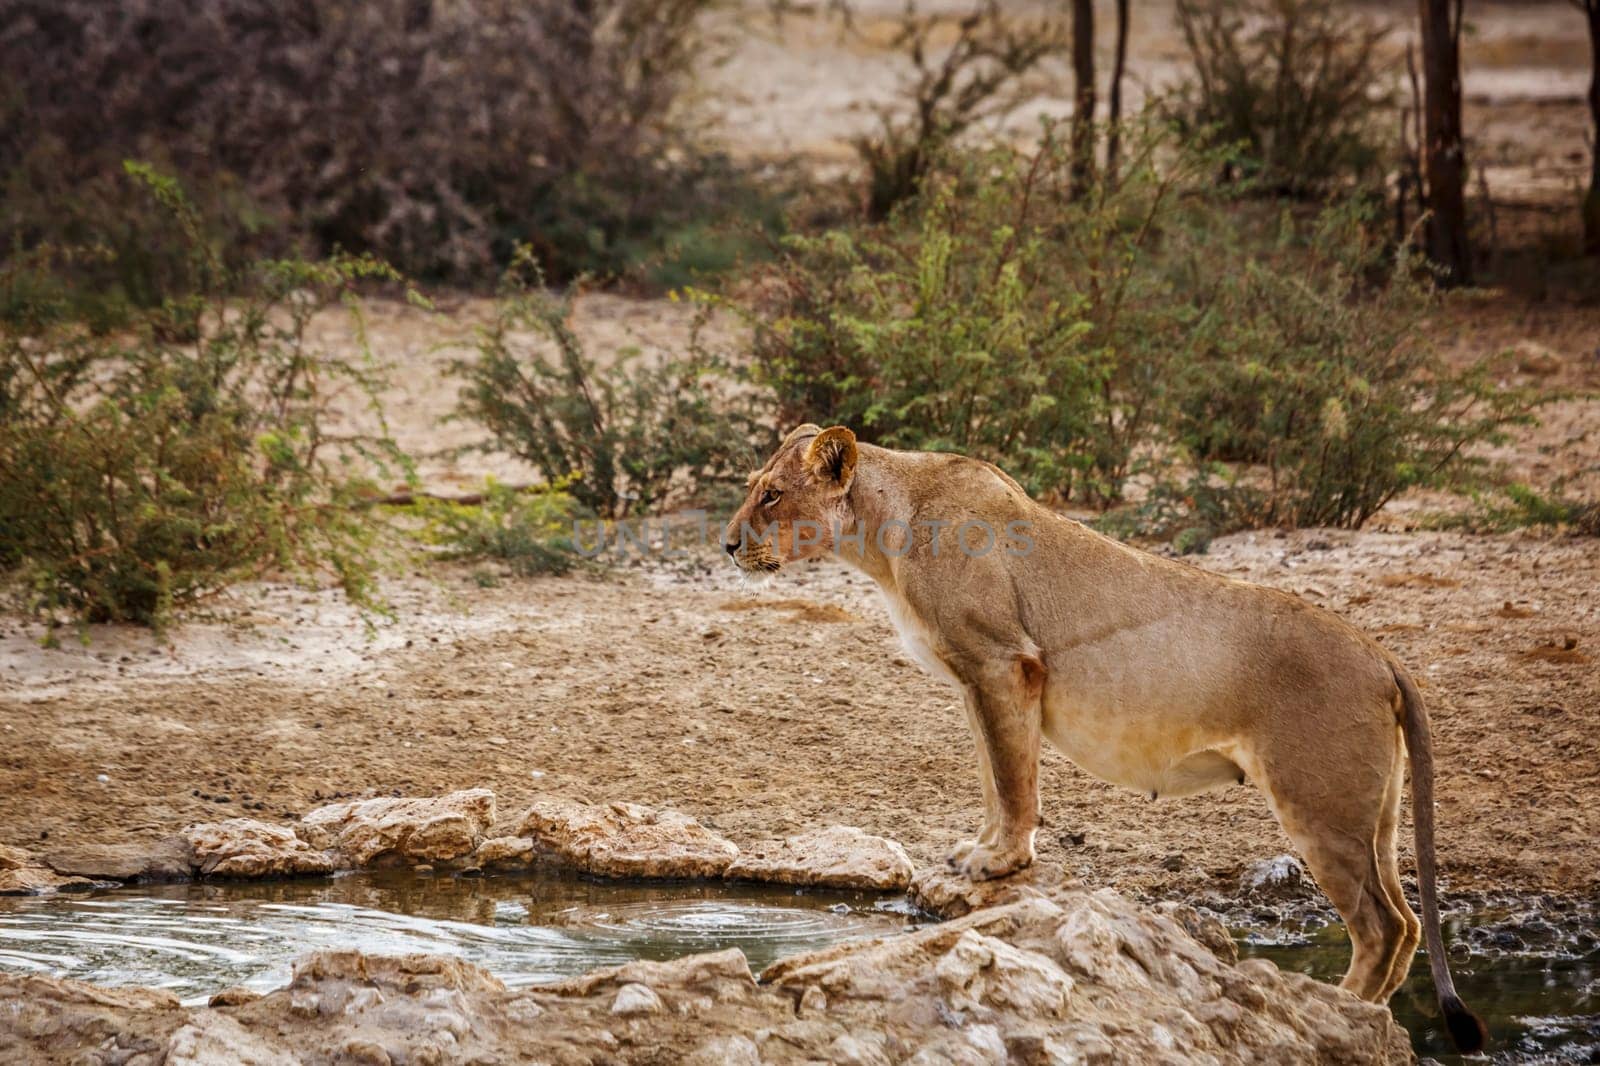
[410,480,581,576]
[1,0,734,290]
[1165,0,1394,196]
[0,169,409,631]
[737,119,1531,530]
[455,251,764,519]
[1162,203,1532,530]
[737,124,1221,503]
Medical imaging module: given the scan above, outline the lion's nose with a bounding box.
[724,540,739,557]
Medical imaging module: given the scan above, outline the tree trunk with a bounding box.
[1583,0,1600,256]
[1416,0,1472,284]
[1105,0,1130,182]
[1071,0,1096,198]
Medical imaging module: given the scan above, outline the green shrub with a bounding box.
[734,124,1222,504]
[737,117,1532,532]
[454,250,764,519]
[409,480,581,575]
[0,169,410,631]
[1165,0,1394,196]
[1162,203,1533,530]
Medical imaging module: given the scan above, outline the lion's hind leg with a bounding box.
[1251,724,1414,1002]
[1373,756,1423,1000]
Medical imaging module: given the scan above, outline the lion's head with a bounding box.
[722,423,858,575]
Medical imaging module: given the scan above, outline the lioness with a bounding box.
[725,424,1486,1052]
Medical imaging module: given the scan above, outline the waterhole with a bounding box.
[0,872,1592,1064]
[1236,902,1599,1065]
[0,867,912,1005]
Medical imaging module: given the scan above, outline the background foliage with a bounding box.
[0,169,408,631]
[0,0,742,300]
[455,251,766,520]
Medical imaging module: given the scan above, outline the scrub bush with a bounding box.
[0,168,410,631]
[1165,0,1395,196]
[410,480,581,576]
[736,121,1532,529]
[454,250,764,520]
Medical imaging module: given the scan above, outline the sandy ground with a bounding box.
[2,0,1597,912]
[3,525,1597,903]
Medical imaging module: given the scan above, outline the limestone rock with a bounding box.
[209,985,264,1007]
[0,973,186,1061]
[684,1034,761,1065]
[909,862,1068,918]
[0,843,99,895]
[183,820,338,878]
[1154,899,1240,965]
[166,1013,297,1066]
[302,789,495,867]
[765,891,1411,1064]
[611,982,665,1016]
[518,798,738,878]
[0,890,1412,1065]
[726,825,914,890]
[546,946,758,1003]
[44,836,194,883]
[1241,854,1308,898]
[471,834,536,869]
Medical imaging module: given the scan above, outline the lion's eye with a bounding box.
[761,488,783,506]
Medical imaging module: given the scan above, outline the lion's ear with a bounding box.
[781,423,823,449]
[805,426,857,491]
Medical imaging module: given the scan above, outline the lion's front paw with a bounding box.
[956,840,1035,881]
[945,838,979,869]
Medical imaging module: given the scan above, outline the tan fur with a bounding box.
[724,426,1477,1017]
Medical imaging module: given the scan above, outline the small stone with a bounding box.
[799,985,828,1016]
[471,835,535,869]
[302,789,495,867]
[1241,854,1306,897]
[610,982,664,1016]
[518,798,737,879]
[184,820,338,878]
[726,826,914,890]
[208,985,262,1007]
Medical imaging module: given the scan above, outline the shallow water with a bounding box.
[0,868,910,1005]
[1,872,1593,1064]
[1236,904,1600,1065]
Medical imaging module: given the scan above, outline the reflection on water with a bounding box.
[1236,906,1600,1065]
[0,868,909,1005]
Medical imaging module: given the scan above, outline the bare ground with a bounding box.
[3,524,1596,902]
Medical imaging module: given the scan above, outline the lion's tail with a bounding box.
[1394,664,1487,1054]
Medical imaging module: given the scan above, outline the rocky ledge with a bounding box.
[0,887,1411,1065]
[4,791,915,893]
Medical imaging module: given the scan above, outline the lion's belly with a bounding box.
[1042,685,1243,799]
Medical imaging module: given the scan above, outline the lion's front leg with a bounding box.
[947,688,1004,869]
[948,655,1044,881]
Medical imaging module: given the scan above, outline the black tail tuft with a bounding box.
[1442,994,1488,1054]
